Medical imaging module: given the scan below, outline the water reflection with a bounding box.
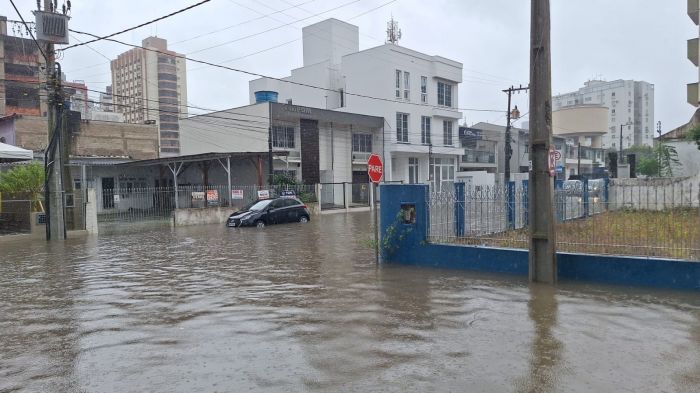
[516,284,563,393]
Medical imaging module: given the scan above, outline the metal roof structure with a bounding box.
[116,151,287,167]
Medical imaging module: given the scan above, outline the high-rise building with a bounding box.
[111,37,187,156]
[100,85,115,112]
[552,80,654,150]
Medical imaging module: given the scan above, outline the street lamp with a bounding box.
[618,121,633,164]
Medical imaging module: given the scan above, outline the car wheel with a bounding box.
[255,220,265,228]
[299,215,309,223]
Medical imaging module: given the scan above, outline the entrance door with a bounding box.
[102,177,115,209]
[352,171,369,205]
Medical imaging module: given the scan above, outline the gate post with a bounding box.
[507,181,515,229]
[454,182,465,237]
[554,179,564,222]
[522,179,529,226]
[582,178,590,218]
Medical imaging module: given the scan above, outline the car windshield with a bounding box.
[248,199,273,211]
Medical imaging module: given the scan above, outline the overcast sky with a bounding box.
[8,0,697,133]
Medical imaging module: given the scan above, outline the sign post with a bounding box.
[367,153,383,265]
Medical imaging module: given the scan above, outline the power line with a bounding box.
[66,29,502,113]
[186,0,364,55]
[172,0,318,46]
[61,0,212,50]
[8,0,48,62]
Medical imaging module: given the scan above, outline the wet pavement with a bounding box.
[1,212,699,392]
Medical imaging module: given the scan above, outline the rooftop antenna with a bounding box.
[386,16,401,45]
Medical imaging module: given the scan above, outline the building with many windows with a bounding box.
[552,79,654,149]
[248,18,464,190]
[111,37,187,156]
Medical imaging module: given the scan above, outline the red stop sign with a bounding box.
[367,153,383,183]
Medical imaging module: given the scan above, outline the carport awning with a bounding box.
[115,151,288,167]
[0,142,33,162]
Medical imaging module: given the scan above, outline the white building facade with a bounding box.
[248,18,464,190]
[552,80,654,150]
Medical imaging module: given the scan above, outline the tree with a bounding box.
[0,161,45,212]
[688,124,700,150]
[626,143,680,178]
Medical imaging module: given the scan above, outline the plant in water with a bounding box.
[0,161,45,212]
[363,210,414,257]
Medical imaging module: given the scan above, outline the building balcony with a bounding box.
[688,82,699,107]
[460,150,496,166]
[352,152,371,165]
[689,0,699,24]
[432,106,462,119]
[277,149,301,163]
[689,38,699,66]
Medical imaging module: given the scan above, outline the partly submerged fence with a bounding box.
[428,178,700,260]
[0,191,85,235]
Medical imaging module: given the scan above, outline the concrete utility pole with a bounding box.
[503,85,529,184]
[43,0,66,241]
[528,0,556,284]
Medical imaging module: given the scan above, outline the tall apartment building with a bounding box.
[249,18,463,190]
[111,37,187,156]
[552,79,654,150]
[0,16,48,117]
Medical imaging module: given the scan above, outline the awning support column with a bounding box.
[168,162,184,209]
[216,156,232,206]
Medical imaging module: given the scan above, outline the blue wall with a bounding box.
[379,184,700,291]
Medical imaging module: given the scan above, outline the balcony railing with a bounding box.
[461,150,496,164]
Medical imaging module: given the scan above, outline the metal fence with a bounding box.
[427,178,700,260]
[0,191,85,235]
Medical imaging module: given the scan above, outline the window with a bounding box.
[429,157,455,192]
[421,76,427,103]
[421,116,431,144]
[437,81,452,107]
[396,113,409,143]
[395,70,401,98]
[339,88,345,107]
[443,120,453,145]
[612,109,616,114]
[408,157,419,184]
[272,126,295,148]
[403,71,410,100]
[352,134,372,153]
[612,92,616,97]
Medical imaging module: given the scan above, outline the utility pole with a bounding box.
[618,121,633,164]
[42,0,66,241]
[528,0,556,284]
[577,142,581,176]
[503,85,529,184]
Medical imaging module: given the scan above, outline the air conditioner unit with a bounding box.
[33,11,70,45]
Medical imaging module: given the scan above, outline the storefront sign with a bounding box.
[206,190,219,206]
[282,104,312,115]
[191,191,205,200]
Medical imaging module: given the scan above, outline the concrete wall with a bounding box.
[609,174,700,210]
[173,207,231,226]
[12,115,158,159]
[179,103,270,155]
[379,184,700,290]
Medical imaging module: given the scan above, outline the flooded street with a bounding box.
[1,212,699,392]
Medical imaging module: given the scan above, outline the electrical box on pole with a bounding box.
[33,11,70,44]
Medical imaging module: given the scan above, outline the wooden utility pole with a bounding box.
[528,0,556,284]
[503,85,529,184]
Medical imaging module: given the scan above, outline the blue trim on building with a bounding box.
[379,184,700,291]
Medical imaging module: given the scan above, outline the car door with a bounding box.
[267,199,285,224]
[284,199,300,222]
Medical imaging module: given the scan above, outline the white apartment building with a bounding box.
[552,80,654,150]
[249,18,464,190]
[688,0,700,107]
[111,37,188,156]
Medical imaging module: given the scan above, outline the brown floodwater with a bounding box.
[0,212,699,392]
